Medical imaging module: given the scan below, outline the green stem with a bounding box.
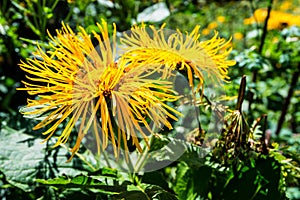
[50,0,60,11]
[134,135,155,173]
[40,0,47,40]
[134,123,159,174]
[64,2,76,22]
[101,147,112,168]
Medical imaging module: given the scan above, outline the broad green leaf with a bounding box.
[36,174,124,195]
[0,126,87,192]
[0,126,45,191]
[174,162,214,199]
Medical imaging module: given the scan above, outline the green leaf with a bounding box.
[144,185,178,200]
[36,174,124,195]
[220,156,284,199]
[85,24,100,34]
[0,126,87,192]
[43,7,53,19]
[0,126,45,191]
[141,171,169,190]
[174,162,192,199]
[36,176,70,185]
[89,167,118,179]
[116,183,178,200]
[112,190,149,200]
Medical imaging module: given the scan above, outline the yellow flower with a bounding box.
[254,9,269,23]
[217,16,226,23]
[201,28,210,35]
[233,32,244,40]
[208,22,218,30]
[244,8,300,30]
[120,23,235,92]
[18,20,181,160]
[243,18,255,25]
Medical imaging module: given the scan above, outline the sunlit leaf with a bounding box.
[0,126,87,192]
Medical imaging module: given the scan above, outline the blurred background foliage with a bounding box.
[0,0,300,199]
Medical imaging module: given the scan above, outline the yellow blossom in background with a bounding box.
[121,24,235,92]
[243,18,253,25]
[244,8,300,30]
[19,20,181,160]
[217,16,226,23]
[208,21,218,30]
[233,32,244,40]
[202,28,210,35]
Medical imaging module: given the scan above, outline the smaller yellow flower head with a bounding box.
[217,16,226,23]
[233,32,244,40]
[121,23,235,92]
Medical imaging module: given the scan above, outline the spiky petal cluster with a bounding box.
[19,20,235,160]
[19,20,180,160]
[121,24,236,91]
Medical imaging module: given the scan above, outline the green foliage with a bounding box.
[0,126,89,191]
[1,0,300,199]
[36,165,178,199]
[172,156,286,200]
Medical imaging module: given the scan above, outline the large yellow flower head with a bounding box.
[19,19,181,160]
[19,19,235,161]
